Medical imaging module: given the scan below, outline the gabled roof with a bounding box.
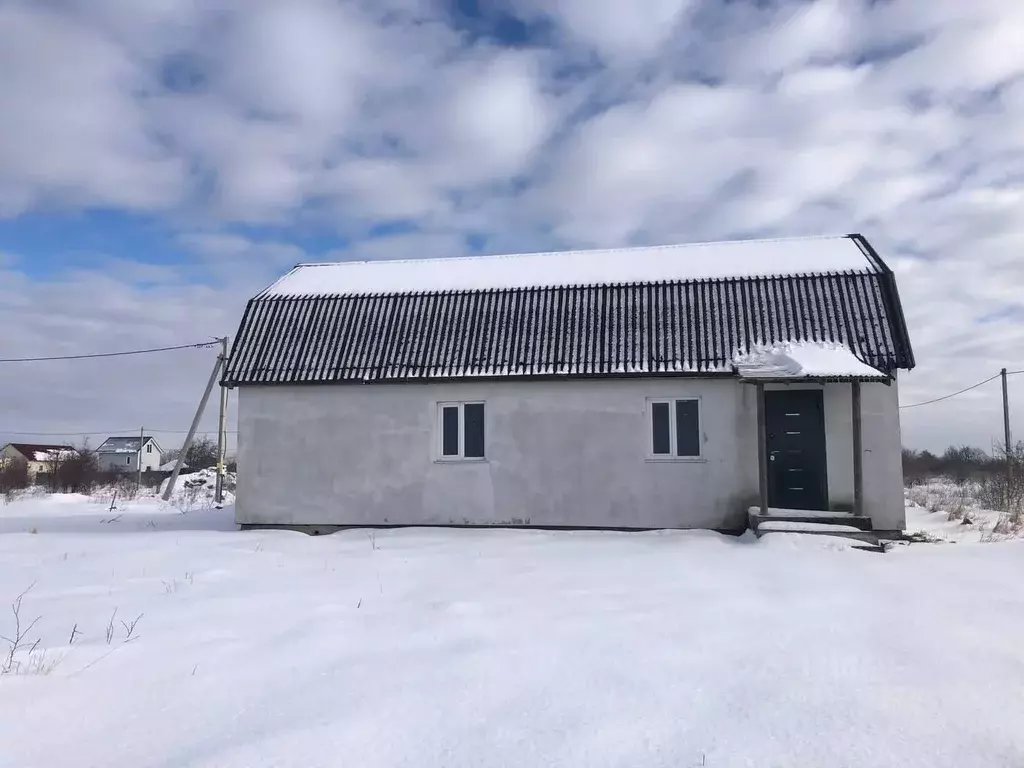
[224,233,914,386]
[4,443,76,461]
[97,436,162,454]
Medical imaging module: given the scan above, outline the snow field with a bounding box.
[0,492,1022,767]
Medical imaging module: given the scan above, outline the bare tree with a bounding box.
[185,437,218,470]
[161,447,182,466]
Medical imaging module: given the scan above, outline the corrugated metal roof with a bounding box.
[224,234,914,386]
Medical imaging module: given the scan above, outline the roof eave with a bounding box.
[738,374,893,384]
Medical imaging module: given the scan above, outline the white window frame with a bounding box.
[436,401,486,462]
[646,396,704,462]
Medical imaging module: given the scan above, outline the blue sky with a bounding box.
[1,0,1023,451]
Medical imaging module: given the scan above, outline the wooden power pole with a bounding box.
[215,336,229,505]
[162,348,225,502]
[1002,367,1012,511]
[137,426,144,490]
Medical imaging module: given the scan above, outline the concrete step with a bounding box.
[749,513,873,531]
[754,527,880,545]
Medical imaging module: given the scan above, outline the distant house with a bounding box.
[0,443,76,478]
[97,436,163,473]
[223,234,914,534]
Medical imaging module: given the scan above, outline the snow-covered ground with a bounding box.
[1,492,1023,767]
[903,480,1020,543]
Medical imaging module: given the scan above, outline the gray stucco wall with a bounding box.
[235,377,905,531]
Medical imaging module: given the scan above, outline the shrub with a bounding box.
[37,444,102,494]
[976,441,1024,526]
[0,457,30,496]
[54,447,101,494]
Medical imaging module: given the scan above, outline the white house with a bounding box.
[96,436,163,473]
[223,234,914,535]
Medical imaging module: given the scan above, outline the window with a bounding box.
[438,402,485,460]
[648,398,701,458]
[146,443,152,454]
[125,456,131,466]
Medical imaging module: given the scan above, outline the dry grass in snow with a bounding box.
[904,480,1024,542]
[0,494,1023,767]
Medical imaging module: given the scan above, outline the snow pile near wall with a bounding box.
[733,341,886,380]
[159,468,236,510]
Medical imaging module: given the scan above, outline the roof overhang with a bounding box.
[733,342,891,384]
[738,374,892,384]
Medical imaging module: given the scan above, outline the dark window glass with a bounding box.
[675,400,700,456]
[441,406,459,456]
[651,402,670,455]
[464,403,485,458]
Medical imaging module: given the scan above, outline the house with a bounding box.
[222,234,914,534]
[0,443,76,478]
[96,436,163,473]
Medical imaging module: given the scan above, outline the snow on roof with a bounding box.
[98,436,159,454]
[5,442,75,461]
[733,342,888,381]
[263,235,878,297]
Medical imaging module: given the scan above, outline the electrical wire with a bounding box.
[1,429,237,436]
[899,372,1002,410]
[0,339,223,363]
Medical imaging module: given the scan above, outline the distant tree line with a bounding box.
[903,443,1021,486]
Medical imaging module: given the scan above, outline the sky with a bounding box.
[0,0,1022,454]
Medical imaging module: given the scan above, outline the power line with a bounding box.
[0,339,223,363]
[1,429,237,436]
[899,373,1002,410]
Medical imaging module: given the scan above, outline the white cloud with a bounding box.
[1,0,1024,450]
[536,0,694,61]
[441,52,554,182]
[215,1,369,126]
[0,4,185,216]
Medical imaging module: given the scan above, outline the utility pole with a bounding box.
[137,425,144,491]
[162,349,225,502]
[1002,367,1012,512]
[215,336,229,505]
